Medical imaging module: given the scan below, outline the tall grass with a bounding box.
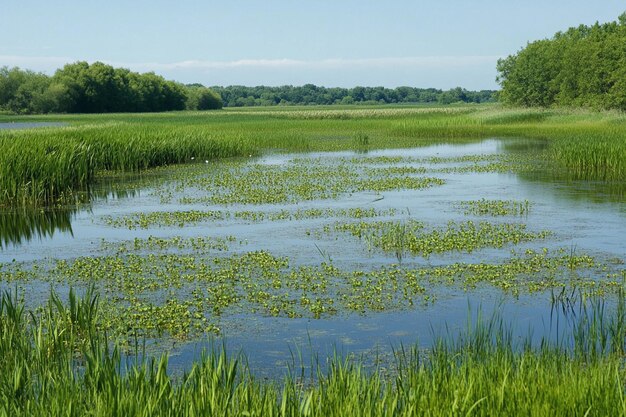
[1,105,624,206]
[2,287,626,416]
[0,123,256,206]
[392,107,626,181]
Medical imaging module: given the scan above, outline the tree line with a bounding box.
[211,85,496,107]
[0,61,497,114]
[497,13,626,110]
[0,62,222,114]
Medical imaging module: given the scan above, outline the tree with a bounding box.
[185,86,223,110]
[497,12,626,110]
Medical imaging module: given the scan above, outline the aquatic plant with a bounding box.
[458,199,532,216]
[335,220,551,258]
[2,105,624,206]
[0,243,618,339]
[3,288,626,415]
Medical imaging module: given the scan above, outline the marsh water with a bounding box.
[1,138,624,376]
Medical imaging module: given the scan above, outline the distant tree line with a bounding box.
[497,13,626,110]
[210,85,496,107]
[0,61,497,114]
[0,62,222,114]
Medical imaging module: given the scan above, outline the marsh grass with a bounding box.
[353,132,370,151]
[1,105,624,207]
[3,288,626,416]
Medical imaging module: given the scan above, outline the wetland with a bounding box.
[0,106,625,415]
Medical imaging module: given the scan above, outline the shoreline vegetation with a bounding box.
[3,287,626,416]
[0,105,624,207]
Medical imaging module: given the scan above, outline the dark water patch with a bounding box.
[0,207,75,249]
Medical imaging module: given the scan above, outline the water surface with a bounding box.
[1,138,624,376]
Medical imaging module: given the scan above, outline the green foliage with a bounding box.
[185,85,223,110]
[498,13,626,110]
[212,84,497,107]
[0,63,496,114]
[0,62,199,114]
[0,106,624,207]
[3,288,626,415]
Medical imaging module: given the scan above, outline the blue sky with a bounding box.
[1,1,624,89]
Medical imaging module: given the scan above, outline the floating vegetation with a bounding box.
[105,207,398,229]
[99,235,239,255]
[0,243,618,340]
[431,161,529,174]
[104,210,228,229]
[458,199,532,216]
[421,154,502,164]
[367,166,427,175]
[167,160,445,206]
[335,220,551,258]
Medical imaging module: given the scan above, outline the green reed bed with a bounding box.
[1,105,624,207]
[0,122,257,206]
[3,288,626,416]
[391,107,626,181]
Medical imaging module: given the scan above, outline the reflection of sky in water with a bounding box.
[0,138,624,376]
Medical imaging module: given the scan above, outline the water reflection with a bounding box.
[500,138,625,203]
[518,170,625,203]
[0,207,75,248]
[0,177,143,248]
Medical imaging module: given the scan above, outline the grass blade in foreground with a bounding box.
[2,288,626,416]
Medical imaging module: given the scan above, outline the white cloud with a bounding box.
[132,56,501,71]
[0,55,502,89]
[1,55,501,72]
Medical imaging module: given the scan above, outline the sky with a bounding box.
[1,1,624,90]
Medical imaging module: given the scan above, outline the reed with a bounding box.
[1,105,624,207]
[2,288,626,416]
